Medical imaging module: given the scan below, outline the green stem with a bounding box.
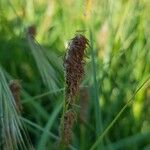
[89,29,103,149]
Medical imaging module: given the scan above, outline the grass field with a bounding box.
[0,0,150,150]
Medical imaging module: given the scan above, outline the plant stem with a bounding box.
[89,30,103,149]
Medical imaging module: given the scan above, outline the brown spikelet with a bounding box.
[60,34,88,146]
[64,34,88,105]
[9,80,22,113]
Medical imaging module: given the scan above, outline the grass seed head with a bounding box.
[60,34,88,147]
[64,34,88,104]
[9,80,22,113]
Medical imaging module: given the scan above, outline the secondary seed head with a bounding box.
[9,80,22,113]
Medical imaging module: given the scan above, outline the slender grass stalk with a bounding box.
[22,88,65,103]
[22,85,89,104]
[89,30,103,149]
[90,77,150,150]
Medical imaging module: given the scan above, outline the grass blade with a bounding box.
[89,30,103,148]
[90,77,150,150]
[104,131,150,150]
[37,102,63,150]
[21,117,77,150]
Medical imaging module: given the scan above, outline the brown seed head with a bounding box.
[64,34,88,104]
[9,80,22,113]
[59,34,88,147]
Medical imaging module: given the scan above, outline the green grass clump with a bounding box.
[0,67,33,150]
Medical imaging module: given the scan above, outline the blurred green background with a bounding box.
[0,0,150,150]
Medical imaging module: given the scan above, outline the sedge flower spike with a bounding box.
[60,34,88,146]
[64,34,89,105]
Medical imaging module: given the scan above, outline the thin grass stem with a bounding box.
[90,76,150,150]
